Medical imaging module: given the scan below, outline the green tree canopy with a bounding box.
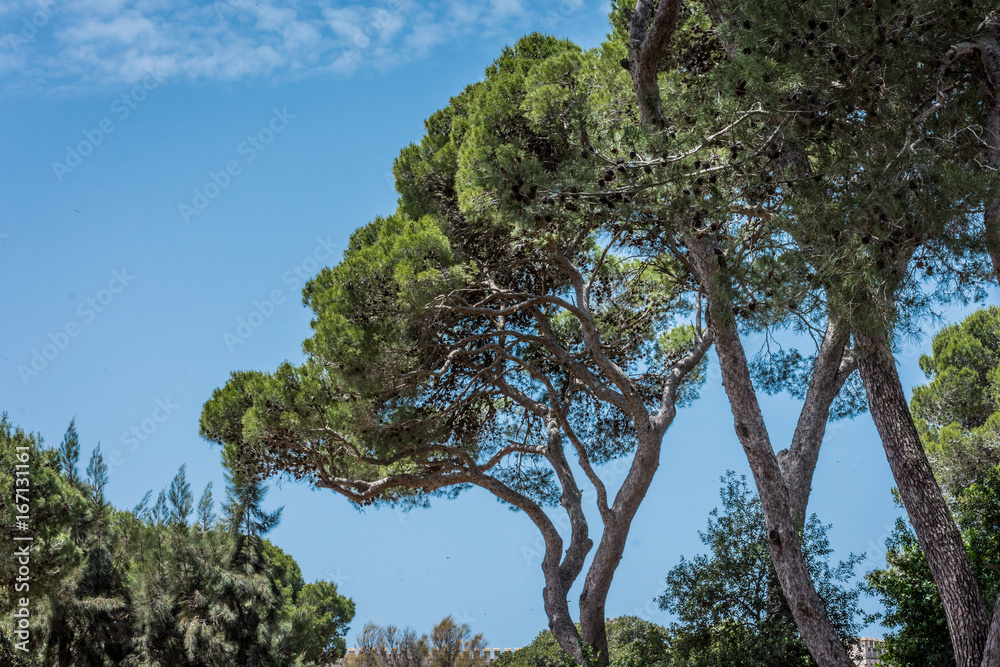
[657,473,862,667]
[1,415,354,667]
[912,307,1000,491]
[202,31,714,666]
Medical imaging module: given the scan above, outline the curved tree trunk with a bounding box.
[684,236,856,667]
[854,328,990,667]
[578,428,663,664]
[710,313,856,667]
[543,564,585,664]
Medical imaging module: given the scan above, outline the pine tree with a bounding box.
[58,418,81,486]
[197,482,216,532]
[85,444,108,508]
[216,448,285,666]
[168,464,194,526]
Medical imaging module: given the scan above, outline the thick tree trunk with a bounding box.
[711,312,856,667]
[577,429,662,665]
[984,592,1000,667]
[854,328,991,667]
[544,573,584,664]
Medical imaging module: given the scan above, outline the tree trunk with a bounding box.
[684,236,856,667]
[984,592,1000,667]
[712,312,856,667]
[543,574,584,664]
[985,94,1000,287]
[577,428,663,666]
[780,320,852,528]
[854,328,991,667]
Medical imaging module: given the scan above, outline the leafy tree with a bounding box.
[289,580,356,664]
[215,453,286,667]
[57,418,81,486]
[430,615,487,667]
[605,617,671,667]
[493,629,569,667]
[197,481,216,532]
[611,1,1000,664]
[201,33,713,666]
[167,463,194,526]
[0,416,86,654]
[40,444,132,666]
[912,307,1000,492]
[199,1,1000,665]
[656,473,862,667]
[1,415,353,667]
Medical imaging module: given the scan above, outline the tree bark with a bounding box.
[684,236,856,667]
[854,328,991,667]
[578,428,661,664]
[628,0,683,128]
[983,592,1000,667]
[574,333,712,666]
[779,320,854,527]
[985,91,1000,286]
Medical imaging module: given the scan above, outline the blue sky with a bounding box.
[1,0,991,649]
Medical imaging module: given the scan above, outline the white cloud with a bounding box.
[0,0,565,90]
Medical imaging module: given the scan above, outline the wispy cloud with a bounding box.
[0,0,573,91]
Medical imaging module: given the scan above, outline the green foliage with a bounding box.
[197,481,216,531]
[493,618,670,667]
[167,464,193,526]
[200,2,1000,664]
[606,617,671,667]
[493,629,569,667]
[291,581,356,663]
[0,415,354,667]
[912,307,1000,491]
[0,415,87,619]
[865,465,1000,667]
[57,419,81,486]
[657,473,862,666]
[749,349,867,421]
[202,33,710,517]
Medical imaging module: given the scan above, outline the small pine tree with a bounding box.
[167,464,193,526]
[85,444,109,508]
[58,418,81,486]
[197,482,216,532]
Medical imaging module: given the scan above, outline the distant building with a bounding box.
[855,637,885,666]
